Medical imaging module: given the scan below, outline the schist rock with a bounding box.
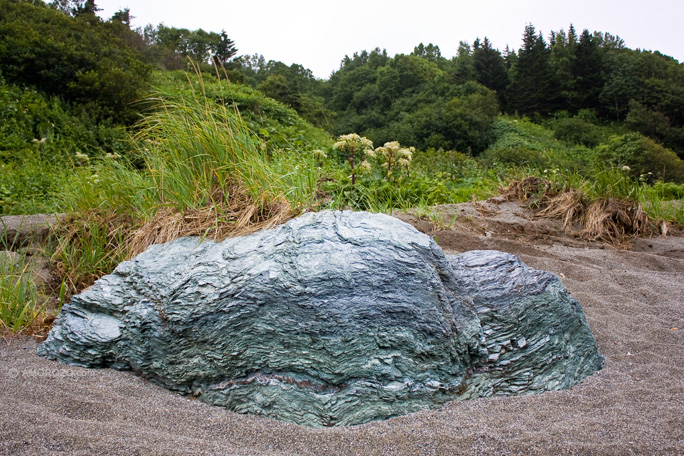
[38,210,602,426]
[447,250,603,398]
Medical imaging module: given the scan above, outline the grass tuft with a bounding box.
[503,176,659,245]
[0,253,50,334]
[50,211,133,295]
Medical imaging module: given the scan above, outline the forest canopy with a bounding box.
[225,24,684,159]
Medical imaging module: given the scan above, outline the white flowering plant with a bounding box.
[311,149,327,168]
[332,133,374,185]
[374,141,414,181]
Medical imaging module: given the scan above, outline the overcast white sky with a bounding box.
[96,0,683,79]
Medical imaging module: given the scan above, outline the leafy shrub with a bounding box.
[443,83,500,154]
[576,109,600,125]
[484,146,552,169]
[595,133,684,183]
[412,148,472,179]
[0,79,132,214]
[0,156,66,215]
[0,79,130,158]
[481,118,557,169]
[625,100,670,141]
[664,127,684,159]
[553,117,601,147]
[0,1,151,123]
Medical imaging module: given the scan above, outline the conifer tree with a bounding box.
[573,29,604,111]
[111,8,132,27]
[74,0,99,16]
[452,41,475,83]
[508,24,558,115]
[550,25,578,109]
[213,30,237,65]
[472,37,509,101]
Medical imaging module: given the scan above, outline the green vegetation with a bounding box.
[0,253,48,333]
[0,77,129,215]
[1,0,684,334]
[0,0,151,123]
[151,71,331,152]
[56,71,326,216]
[322,135,497,212]
[49,74,326,292]
[595,133,684,183]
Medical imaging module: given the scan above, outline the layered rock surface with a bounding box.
[448,251,603,398]
[38,210,602,426]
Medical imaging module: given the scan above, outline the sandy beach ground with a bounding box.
[1,201,683,455]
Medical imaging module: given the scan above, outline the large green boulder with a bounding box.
[38,211,602,426]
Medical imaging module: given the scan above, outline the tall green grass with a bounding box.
[59,79,318,219]
[641,184,684,224]
[50,213,130,293]
[0,253,48,333]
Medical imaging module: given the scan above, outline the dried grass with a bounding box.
[127,185,293,258]
[580,198,653,244]
[538,191,586,230]
[50,184,294,295]
[504,178,659,246]
[501,176,557,204]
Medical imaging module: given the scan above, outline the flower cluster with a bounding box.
[74,151,90,164]
[333,133,374,184]
[374,141,413,179]
[312,149,328,160]
[332,133,416,184]
[333,133,373,154]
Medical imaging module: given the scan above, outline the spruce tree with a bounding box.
[472,36,509,101]
[213,30,237,65]
[572,29,604,111]
[111,8,132,27]
[550,26,578,109]
[452,41,475,83]
[508,24,558,115]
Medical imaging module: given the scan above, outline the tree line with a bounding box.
[318,25,682,156]
[1,0,683,159]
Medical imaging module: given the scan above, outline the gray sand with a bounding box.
[1,212,683,455]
